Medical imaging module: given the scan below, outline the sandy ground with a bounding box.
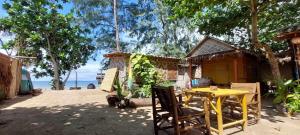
[0,90,299,135]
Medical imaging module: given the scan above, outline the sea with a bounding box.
[32,81,99,90]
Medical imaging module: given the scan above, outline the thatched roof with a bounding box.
[276,24,300,40]
[187,36,236,57]
[186,36,259,60]
[103,52,181,62]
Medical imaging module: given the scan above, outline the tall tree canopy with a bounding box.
[0,0,95,89]
[73,0,136,52]
[129,0,200,58]
[73,0,200,58]
[165,0,300,79]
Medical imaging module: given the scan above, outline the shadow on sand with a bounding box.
[0,102,154,135]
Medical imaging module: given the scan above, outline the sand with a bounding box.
[0,90,299,135]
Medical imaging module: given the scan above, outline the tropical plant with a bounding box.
[129,53,160,98]
[274,79,300,114]
[273,79,294,104]
[113,78,124,99]
[0,0,95,89]
[286,82,300,113]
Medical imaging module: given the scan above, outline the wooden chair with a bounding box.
[225,82,261,122]
[152,86,210,135]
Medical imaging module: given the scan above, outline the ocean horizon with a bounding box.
[32,80,99,90]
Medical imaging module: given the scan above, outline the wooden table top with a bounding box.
[185,88,249,97]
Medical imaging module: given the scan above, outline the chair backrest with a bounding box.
[231,82,260,104]
[152,86,182,115]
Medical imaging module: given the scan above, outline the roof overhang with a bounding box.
[103,52,181,62]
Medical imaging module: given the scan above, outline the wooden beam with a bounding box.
[233,59,238,82]
[223,120,244,128]
[188,59,192,88]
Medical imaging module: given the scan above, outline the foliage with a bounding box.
[113,79,124,99]
[286,82,300,113]
[0,0,95,89]
[72,0,135,52]
[157,80,175,87]
[130,53,160,98]
[73,0,200,60]
[164,0,299,52]
[273,79,294,104]
[274,79,300,113]
[129,0,200,58]
[165,0,299,80]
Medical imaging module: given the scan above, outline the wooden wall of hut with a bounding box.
[0,53,12,99]
[0,53,22,99]
[107,57,127,84]
[193,54,260,85]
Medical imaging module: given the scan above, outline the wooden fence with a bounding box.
[0,53,22,99]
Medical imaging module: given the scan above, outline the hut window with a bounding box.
[178,67,185,75]
[167,65,177,80]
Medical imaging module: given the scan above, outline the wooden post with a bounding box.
[188,59,192,88]
[233,59,238,82]
[295,45,300,78]
[256,82,261,121]
[204,96,211,135]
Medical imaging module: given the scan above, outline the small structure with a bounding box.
[187,36,261,85]
[276,24,300,79]
[0,53,22,99]
[186,36,277,86]
[103,52,183,88]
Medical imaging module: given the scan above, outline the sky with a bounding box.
[0,0,102,81]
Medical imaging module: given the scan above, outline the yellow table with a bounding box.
[184,88,249,135]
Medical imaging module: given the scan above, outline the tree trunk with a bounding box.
[52,61,60,90]
[46,36,60,90]
[114,0,120,52]
[251,0,281,80]
[63,70,72,89]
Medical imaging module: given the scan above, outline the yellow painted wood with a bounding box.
[185,88,249,97]
[216,97,223,135]
[242,95,248,130]
[210,102,218,113]
[223,120,244,128]
[210,127,219,133]
[184,87,249,135]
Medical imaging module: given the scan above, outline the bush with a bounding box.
[129,54,161,98]
[274,79,300,113]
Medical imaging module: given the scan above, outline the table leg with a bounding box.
[216,96,223,135]
[204,97,211,135]
[184,94,193,106]
[242,95,248,130]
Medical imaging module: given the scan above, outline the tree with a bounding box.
[73,0,137,53]
[113,0,120,51]
[0,0,95,89]
[129,0,200,58]
[165,0,300,79]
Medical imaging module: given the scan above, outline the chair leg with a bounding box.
[153,119,158,135]
[173,118,180,135]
